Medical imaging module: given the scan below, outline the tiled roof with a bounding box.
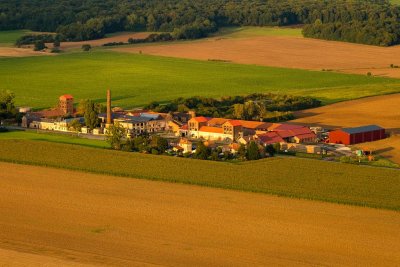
[180,124,188,130]
[199,126,224,134]
[208,118,230,126]
[59,94,74,100]
[32,109,65,118]
[224,120,242,127]
[341,125,383,135]
[272,123,304,131]
[192,116,210,123]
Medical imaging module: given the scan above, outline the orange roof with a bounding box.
[224,120,242,127]
[239,120,269,129]
[199,126,224,134]
[59,94,74,100]
[191,116,210,123]
[208,118,230,126]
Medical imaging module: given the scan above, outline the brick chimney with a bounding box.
[106,89,112,125]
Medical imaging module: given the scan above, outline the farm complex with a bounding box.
[1,0,400,264]
[15,90,392,164]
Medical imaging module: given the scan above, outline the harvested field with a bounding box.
[115,34,400,78]
[292,94,400,132]
[0,47,49,57]
[55,32,151,51]
[291,93,400,164]
[0,162,399,266]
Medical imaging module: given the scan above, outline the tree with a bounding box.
[233,104,245,119]
[82,44,91,51]
[247,141,261,160]
[33,40,45,51]
[151,136,168,153]
[69,119,82,132]
[83,100,100,130]
[0,90,16,124]
[237,143,247,160]
[195,142,210,160]
[265,144,276,157]
[273,142,281,153]
[106,122,126,150]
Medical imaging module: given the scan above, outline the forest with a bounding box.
[1,0,399,46]
[144,93,321,122]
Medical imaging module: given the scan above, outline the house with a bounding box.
[179,138,193,153]
[329,125,385,145]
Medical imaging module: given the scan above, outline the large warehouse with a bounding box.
[329,125,386,145]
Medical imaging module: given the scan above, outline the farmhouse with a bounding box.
[329,125,386,145]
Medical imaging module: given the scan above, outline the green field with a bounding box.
[0,30,32,46]
[391,0,400,5]
[216,26,303,38]
[0,139,399,210]
[1,50,400,109]
[0,130,107,148]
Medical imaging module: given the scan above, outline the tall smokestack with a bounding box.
[106,89,112,125]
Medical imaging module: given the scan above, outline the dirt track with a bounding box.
[115,35,400,78]
[0,162,399,266]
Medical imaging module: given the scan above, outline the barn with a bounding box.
[329,125,386,145]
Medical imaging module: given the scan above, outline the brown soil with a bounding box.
[0,162,399,266]
[115,36,400,78]
[291,93,400,164]
[57,32,151,50]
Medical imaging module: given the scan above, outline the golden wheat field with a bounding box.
[115,34,400,78]
[0,162,399,266]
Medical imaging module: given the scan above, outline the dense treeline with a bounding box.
[1,0,399,46]
[145,93,321,122]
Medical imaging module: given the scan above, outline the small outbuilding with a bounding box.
[329,125,385,145]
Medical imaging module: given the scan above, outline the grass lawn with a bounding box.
[0,139,399,210]
[0,30,32,46]
[391,0,400,5]
[1,50,400,109]
[0,130,107,148]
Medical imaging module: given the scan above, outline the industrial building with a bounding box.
[329,125,386,145]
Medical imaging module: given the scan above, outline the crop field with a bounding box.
[0,139,399,210]
[1,162,399,266]
[0,130,107,148]
[1,51,400,109]
[0,30,32,46]
[115,27,400,78]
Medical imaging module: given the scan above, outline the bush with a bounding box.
[82,44,91,51]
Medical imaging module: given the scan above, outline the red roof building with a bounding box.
[329,125,385,145]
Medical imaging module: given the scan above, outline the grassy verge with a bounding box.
[0,139,399,211]
[1,51,400,108]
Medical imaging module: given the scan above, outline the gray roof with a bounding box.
[341,125,383,135]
